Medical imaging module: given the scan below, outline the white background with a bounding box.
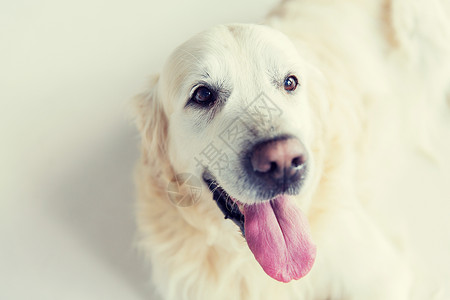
[0,1,276,299]
[1,1,449,299]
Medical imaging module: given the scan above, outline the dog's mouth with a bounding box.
[203,172,316,283]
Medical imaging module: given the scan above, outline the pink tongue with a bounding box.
[243,195,316,282]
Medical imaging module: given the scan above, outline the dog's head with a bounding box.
[134,24,328,283]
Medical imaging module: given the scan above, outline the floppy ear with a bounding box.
[131,75,171,176]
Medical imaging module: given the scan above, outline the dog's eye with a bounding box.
[284,76,298,92]
[192,86,214,105]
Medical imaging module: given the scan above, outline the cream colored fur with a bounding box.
[132,0,450,299]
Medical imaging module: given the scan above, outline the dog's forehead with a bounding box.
[162,24,299,86]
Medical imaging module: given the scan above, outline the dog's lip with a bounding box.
[203,173,246,236]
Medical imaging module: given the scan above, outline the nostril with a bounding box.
[269,162,278,173]
[291,156,304,168]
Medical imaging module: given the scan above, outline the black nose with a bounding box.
[250,137,307,189]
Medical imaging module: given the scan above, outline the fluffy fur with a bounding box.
[132,0,450,299]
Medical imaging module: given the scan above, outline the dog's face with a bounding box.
[159,24,317,203]
[140,24,322,283]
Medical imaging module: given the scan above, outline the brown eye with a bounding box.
[284,75,298,92]
[193,86,214,105]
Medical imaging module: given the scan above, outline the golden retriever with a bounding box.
[132,0,450,299]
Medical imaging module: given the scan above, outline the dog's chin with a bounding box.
[201,170,306,237]
[202,170,316,283]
